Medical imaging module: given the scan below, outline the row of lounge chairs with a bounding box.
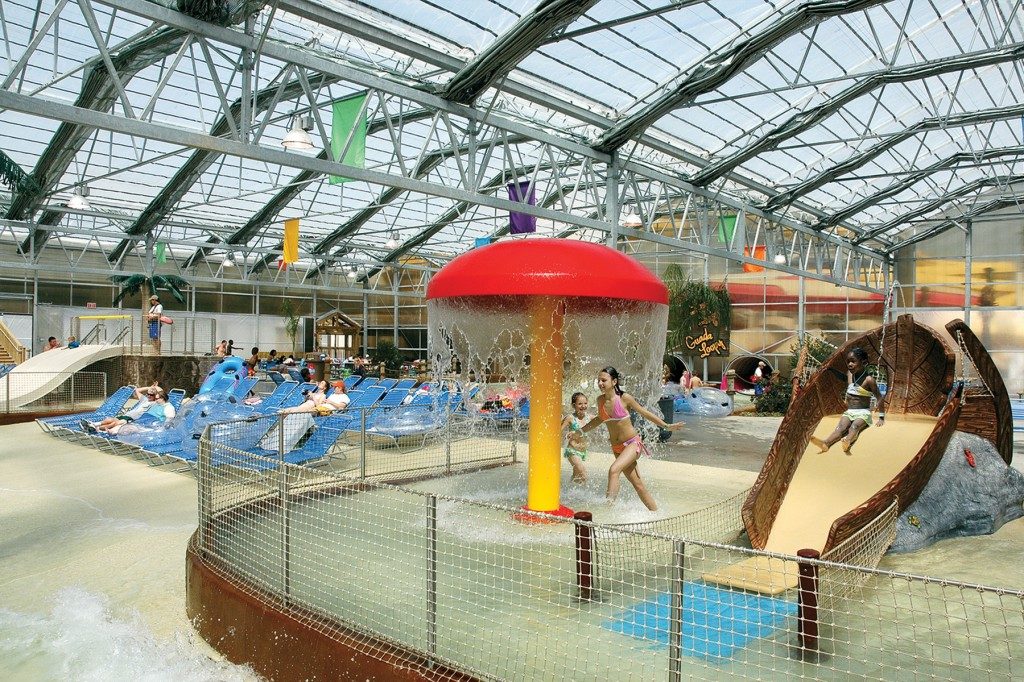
[37,376,473,473]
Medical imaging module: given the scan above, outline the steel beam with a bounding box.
[691,42,1024,187]
[438,0,599,105]
[592,0,888,153]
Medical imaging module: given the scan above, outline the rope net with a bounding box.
[592,488,748,587]
[191,414,1024,681]
[954,330,995,403]
[819,498,899,609]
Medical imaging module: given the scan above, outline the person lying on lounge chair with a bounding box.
[281,380,350,415]
[82,388,175,435]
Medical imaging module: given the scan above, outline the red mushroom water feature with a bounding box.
[426,238,669,517]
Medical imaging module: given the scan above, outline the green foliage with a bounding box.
[757,334,838,415]
[110,274,188,305]
[0,150,39,195]
[372,340,403,373]
[754,375,792,414]
[281,298,301,354]
[790,334,836,370]
[662,264,731,353]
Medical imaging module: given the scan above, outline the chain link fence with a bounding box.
[0,370,106,413]
[72,314,216,354]
[192,411,1024,681]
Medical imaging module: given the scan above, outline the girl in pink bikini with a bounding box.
[582,366,682,510]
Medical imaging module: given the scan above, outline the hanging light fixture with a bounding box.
[621,211,643,228]
[386,231,398,249]
[773,253,788,265]
[281,113,315,151]
[67,186,91,211]
[347,265,358,278]
[222,252,235,267]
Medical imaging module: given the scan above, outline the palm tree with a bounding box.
[110,274,189,349]
[662,264,731,354]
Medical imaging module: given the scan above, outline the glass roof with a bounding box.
[1,0,1021,284]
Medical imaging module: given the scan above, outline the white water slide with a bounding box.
[0,345,123,408]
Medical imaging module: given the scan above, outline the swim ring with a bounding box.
[674,387,733,418]
[199,355,246,394]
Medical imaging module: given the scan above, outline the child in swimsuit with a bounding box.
[581,366,683,511]
[561,392,590,484]
[810,347,886,454]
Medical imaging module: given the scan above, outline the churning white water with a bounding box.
[0,587,257,681]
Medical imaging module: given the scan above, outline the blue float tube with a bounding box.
[199,355,246,394]
[674,387,732,418]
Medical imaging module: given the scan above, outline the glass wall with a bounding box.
[894,216,1024,395]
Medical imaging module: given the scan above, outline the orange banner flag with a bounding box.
[283,218,299,264]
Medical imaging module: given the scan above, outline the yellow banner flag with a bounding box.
[283,218,299,263]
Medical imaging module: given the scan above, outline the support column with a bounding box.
[392,270,399,351]
[605,153,620,250]
[361,282,369,355]
[964,220,972,327]
[798,276,806,341]
[525,296,568,515]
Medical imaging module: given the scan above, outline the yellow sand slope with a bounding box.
[705,413,938,594]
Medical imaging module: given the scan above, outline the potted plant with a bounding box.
[372,340,403,376]
[281,298,300,356]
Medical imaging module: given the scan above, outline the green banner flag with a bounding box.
[155,241,167,264]
[329,92,368,184]
[718,214,736,244]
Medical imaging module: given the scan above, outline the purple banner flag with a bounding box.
[507,180,537,234]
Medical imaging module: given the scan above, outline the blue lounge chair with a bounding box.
[364,390,453,450]
[139,384,306,464]
[477,395,529,427]
[227,386,387,468]
[153,384,379,471]
[255,381,302,413]
[231,376,259,399]
[37,385,136,433]
[338,384,413,439]
[83,388,190,458]
[144,389,297,466]
[279,411,361,466]
[360,388,436,431]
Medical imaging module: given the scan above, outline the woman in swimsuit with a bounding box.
[582,367,683,510]
[810,347,885,454]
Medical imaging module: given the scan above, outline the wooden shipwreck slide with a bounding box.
[945,319,1013,465]
[705,315,963,594]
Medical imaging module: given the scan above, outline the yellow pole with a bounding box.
[76,315,133,320]
[526,296,564,512]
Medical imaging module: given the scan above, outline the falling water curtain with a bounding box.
[330,92,368,185]
[507,180,537,234]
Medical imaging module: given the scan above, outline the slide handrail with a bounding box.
[0,317,27,364]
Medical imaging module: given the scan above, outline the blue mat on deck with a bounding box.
[603,582,796,660]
